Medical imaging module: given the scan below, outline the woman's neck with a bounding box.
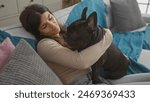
[51,33,60,38]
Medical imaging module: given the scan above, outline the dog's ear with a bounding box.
[81,7,87,20]
[87,12,97,31]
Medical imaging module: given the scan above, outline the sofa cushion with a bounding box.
[0,37,15,70]
[0,39,62,85]
[53,4,76,25]
[110,0,146,32]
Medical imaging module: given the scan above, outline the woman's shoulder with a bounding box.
[37,38,59,46]
[37,38,61,50]
[38,38,55,43]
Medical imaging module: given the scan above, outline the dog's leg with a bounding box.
[92,64,112,85]
[92,54,112,85]
[92,62,103,84]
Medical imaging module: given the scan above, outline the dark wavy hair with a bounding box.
[19,4,66,42]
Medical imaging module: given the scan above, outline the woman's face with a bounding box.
[39,11,60,37]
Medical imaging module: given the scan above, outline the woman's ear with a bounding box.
[81,7,87,20]
[87,12,97,31]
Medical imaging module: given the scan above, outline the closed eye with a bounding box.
[42,24,47,29]
[48,14,52,21]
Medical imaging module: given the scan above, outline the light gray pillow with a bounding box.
[0,39,62,85]
[110,0,146,32]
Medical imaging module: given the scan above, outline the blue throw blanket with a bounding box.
[143,24,150,50]
[112,24,150,74]
[65,0,107,27]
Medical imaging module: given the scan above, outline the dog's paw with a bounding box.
[92,77,112,85]
[92,78,103,84]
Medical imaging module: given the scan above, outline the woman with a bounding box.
[20,4,150,85]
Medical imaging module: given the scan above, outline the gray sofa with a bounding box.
[0,0,150,85]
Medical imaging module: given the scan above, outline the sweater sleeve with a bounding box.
[37,28,112,69]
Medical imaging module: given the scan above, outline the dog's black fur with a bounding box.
[64,7,130,84]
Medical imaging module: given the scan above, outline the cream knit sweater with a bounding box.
[37,28,113,84]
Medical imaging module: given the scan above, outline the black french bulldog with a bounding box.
[64,7,130,84]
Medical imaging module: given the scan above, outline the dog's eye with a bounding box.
[67,29,74,33]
